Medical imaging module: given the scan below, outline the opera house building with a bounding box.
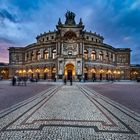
[0,11,140,81]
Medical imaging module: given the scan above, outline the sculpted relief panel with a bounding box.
[63,42,78,55]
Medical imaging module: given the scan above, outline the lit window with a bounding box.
[44,50,49,59]
[52,49,56,59]
[91,50,96,60]
[84,49,88,59]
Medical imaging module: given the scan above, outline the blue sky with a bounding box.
[0,0,140,64]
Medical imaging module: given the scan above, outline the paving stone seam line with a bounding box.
[0,86,54,115]
[23,119,114,126]
[85,84,140,118]
[78,86,137,134]
[1,124,136,134]
[84,85,140,122]
[0,86,59,132]
[20,87,62,125]
[0,86,55,119]
[0,86,60,132]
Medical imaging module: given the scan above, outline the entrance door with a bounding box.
[67,70,72,80]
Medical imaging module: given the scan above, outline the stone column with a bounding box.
[28,51,31,61]
[33,50,37,61]
[79,42,83,55]
[40,48,44,59]
[88,48,92,60]
[49,47,52,58]
[96,49,99,60]
[61,43,63,55]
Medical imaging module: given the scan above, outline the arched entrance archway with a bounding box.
[65,63,75,80]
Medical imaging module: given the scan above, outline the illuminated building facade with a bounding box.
[0,11,139,80]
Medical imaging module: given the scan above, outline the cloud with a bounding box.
[0,0,140,64]
[0,42,10,63]
[130,0,140,10]
[0,9,17,23]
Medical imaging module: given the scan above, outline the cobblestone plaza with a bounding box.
[0,81,140,139]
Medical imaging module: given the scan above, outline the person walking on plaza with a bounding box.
[70,76,72,86]
[12,76,16,86]
[64,76,67,85]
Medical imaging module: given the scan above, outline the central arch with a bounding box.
[64,63,75,80]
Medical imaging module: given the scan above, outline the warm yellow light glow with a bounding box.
[73,71,75,76]
[1,70,6,74]
[133,71,138,75]
[107,70,112,74]
[117,71,120,74]
[23,70,26,73]
[44,68,49,72]
[36,69,40,73]
[113,70,117,74]
[19,70,22,74]
[100,69,104,73]
[65,71,67,76]
[28,69,33,73]
[91,69,96,73]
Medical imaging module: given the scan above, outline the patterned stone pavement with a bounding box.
[85,82,140,114]
[0,81,54,111]
[0,84,140,139]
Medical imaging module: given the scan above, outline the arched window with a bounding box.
[84,49,88,60]
[44,50,49,59]
[99,51,103,61]
[91,50,96,60]
[52,49,57,59]
[37,50,41,60]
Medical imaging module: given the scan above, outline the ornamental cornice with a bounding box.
[24,43,56,52]
[25,61,56,67]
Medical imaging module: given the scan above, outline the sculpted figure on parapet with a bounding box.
[65,11,75,20]
[65,11,76,25]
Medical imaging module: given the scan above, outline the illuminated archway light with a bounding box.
[28,69,33,73]
[100,69,104,73]
[91,69,96,73]
[44,68,49,72]
[35,69,40,73]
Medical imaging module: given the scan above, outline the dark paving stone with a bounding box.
[86,83,140,114]
[0,83,54,111]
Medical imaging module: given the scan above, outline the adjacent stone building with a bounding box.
[1,11,139,80]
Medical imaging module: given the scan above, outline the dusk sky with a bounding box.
[0,0,140,64]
